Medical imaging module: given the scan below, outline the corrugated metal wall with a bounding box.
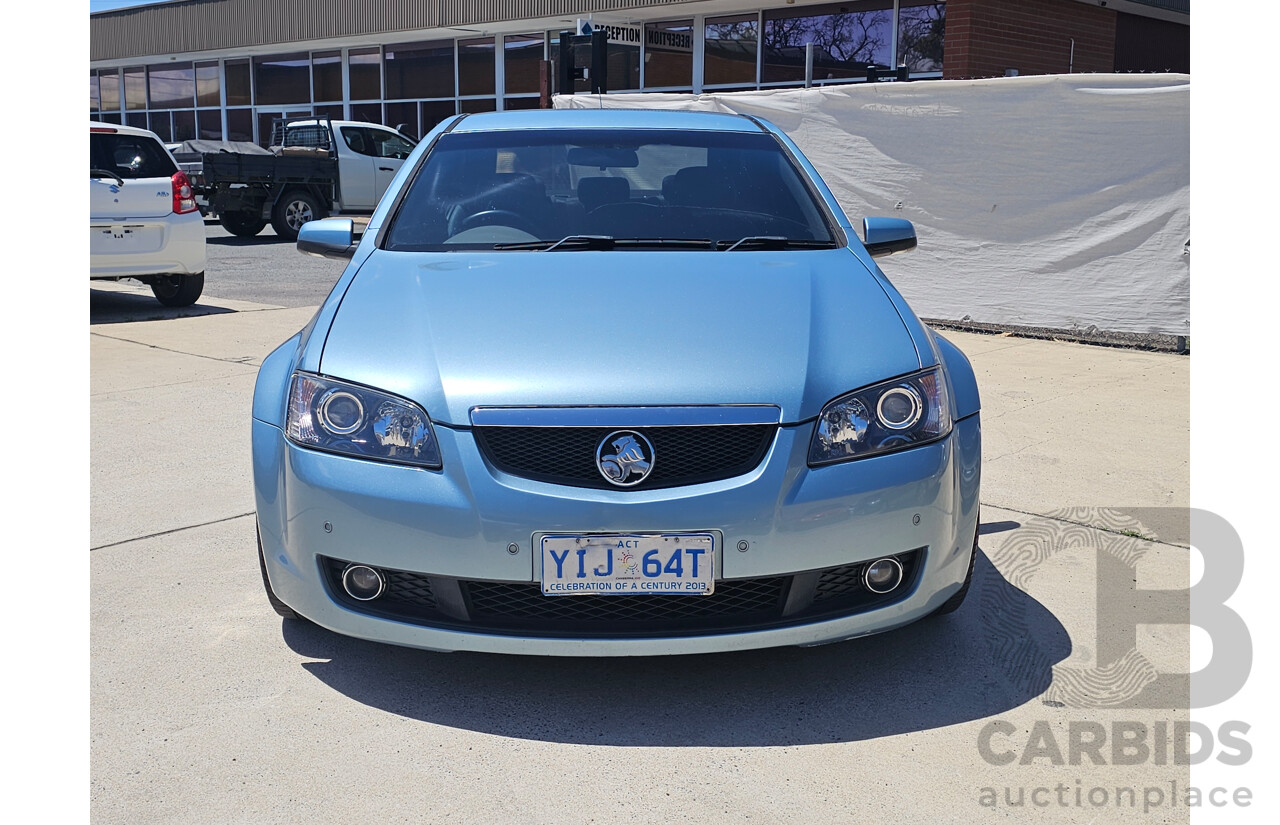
[437,0,682,27]
[91,0,686,62]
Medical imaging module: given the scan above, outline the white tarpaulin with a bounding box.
[555,74,1190,336]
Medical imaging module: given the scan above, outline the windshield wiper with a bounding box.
[91,168,125,186]
[716,236,839,251]
[494,235,616,251]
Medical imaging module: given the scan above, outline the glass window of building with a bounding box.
[643,20,694,89]
[197,109,222,140]
[603,26,641,92]
[195,61,220,107]
[124,66,146,110]
[384,41,452,99]
[173,110,196,142]
[421,100,456,132]
[99,69,121,112]
[898,0,946,74]
[349,47,382,100]
[762,2,893,85]
[459,38,496,97]
[504,34,543,96]
[314,103,344,121]
[89,73,100,112]
[704,15,758,87]
[227,108,252,142]
[350,102,382,124]
[385,101,417,139]
[460,98,497,114]
[254,53,310,105]
[312,50,342,102]
[149,112,172,142]
[148,61,194,109]
[504,96,541,111]
[225,59,251,106]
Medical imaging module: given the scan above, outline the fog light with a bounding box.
[342,564,385,601]
[863,557,904,593]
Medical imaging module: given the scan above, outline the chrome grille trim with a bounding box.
[469,405,782,428]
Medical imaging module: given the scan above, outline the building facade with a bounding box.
[89,0,1189,145]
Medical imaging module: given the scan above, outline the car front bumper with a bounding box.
[253,414,980,656]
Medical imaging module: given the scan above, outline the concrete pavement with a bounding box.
[91,280,1192,824]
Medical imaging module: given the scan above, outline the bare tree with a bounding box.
[898,3,945,72]
[764,9,891,67]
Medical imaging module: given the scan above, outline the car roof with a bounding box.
[449,109,766,133]
[90,120,163,140]
[286,119,400,130]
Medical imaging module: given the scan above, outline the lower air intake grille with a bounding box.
[320,549,925,637]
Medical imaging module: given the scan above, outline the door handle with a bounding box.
[378,166,394,172]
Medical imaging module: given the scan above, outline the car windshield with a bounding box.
[383,128,838,251]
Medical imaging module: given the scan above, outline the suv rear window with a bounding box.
[90,132,177,180]
[383,128,836,251]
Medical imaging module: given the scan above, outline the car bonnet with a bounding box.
[316,247,922,426]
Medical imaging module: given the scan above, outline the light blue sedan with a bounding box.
[251,109,981,656]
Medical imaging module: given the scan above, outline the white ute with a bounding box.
[176,118,417,241]
[90,121,207,306]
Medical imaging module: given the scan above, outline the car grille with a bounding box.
[320,549,923,638]
[472,424,777,490]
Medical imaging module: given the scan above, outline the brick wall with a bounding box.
[943,0,1117,79]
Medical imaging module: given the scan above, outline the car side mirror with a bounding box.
[297,218,356,260]
[862,217,917,258]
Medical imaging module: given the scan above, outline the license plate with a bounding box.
[540,532,716,596]
[90,225,163,255]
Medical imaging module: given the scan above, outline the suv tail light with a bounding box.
[171,171,198,215]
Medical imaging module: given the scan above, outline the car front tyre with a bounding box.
[150,271,205,307]
[258,526,300,620]
[930,512,980,617]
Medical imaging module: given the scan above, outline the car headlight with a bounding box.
[808,367,952,466]
[285,373,442,469]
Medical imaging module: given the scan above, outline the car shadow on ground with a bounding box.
[206,234,285,247]
[283,547,1070,746]
[90,287,236,324]
[979,520,1020,535]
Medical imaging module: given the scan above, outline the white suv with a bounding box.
[90,122,207,306]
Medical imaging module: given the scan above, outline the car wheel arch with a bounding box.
[930,329,981,420]
[253,332,305,428]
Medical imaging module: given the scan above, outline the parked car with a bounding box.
[251,109,982,656]
[174,118,416,240]
[90,121,206,306]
